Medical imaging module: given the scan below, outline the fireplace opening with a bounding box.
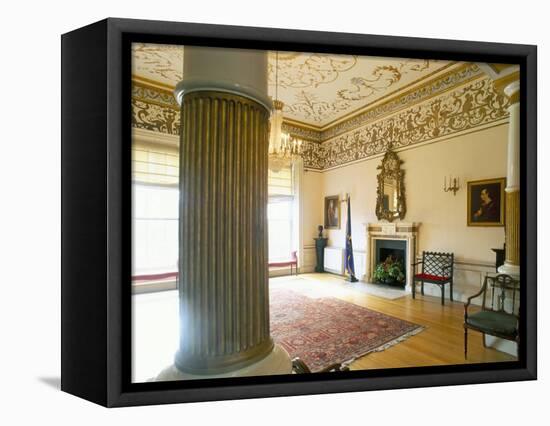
[374,239,407,287]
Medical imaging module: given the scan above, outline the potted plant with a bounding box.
[373,255,405,286]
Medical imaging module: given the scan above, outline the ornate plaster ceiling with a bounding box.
[132,43,184,86]
[132,43,452,128]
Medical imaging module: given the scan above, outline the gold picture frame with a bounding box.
[324,195,341,229]
[467,178,506,226]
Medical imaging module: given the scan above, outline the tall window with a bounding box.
[131,139,300,272]
[132,141,179,276]
[268,163,296,262]
[133,185,178,275]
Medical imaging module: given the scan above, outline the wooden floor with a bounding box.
[273,273,516,370]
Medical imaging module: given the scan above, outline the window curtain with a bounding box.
[132,139,179,279]
[267,158,301,262]
[268,159,293,201]
[132,140,179,186]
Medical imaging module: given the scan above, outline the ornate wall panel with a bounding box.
[316,77,509,170]
[131,82,180,135]
[132,100,181,135]
[299,140,324,170]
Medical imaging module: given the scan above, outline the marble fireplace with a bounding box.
[364,222,421,291]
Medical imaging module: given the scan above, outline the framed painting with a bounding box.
[467,178,506,226]
[61,18,537,407]
[324,195,341,229]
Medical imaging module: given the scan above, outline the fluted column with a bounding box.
[175,90,273,373]
[158,46,291,378]
[498,78,520,277]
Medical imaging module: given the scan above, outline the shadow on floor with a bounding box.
[38,376,61,390]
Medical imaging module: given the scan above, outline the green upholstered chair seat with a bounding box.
[464,274,519,359]
[466,310,518,335]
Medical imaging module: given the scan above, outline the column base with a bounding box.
[498,262,520,278]
[153,344,292,382]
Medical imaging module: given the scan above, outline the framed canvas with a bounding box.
[324,195,341,229]
[467,178,506,226]
[61,18,537,407]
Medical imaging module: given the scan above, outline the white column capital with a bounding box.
[174,46,272,111]
[504,80,520,98]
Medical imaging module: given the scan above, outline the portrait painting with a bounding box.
[467,178,505,226]
[324,195,340,229]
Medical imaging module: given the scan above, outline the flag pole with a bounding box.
[345,194,358,283]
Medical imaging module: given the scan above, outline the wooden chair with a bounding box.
[291,357,350,374]
[268,251,298,275]
[464,274,519,359]
[411,251,454,305]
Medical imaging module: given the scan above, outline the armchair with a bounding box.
[464,274,520,359]
[412,251,454,305]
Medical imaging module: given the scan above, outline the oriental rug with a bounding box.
[269,287,424,372]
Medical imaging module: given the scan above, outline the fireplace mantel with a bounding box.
[364,222,421,291]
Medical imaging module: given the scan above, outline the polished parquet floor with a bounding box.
[272,273,516,369]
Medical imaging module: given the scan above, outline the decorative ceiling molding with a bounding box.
[133,75,178,92]
[132,80,179,108]
[477,63,520,106]
[308,76,509,170]
[318,62,483,141]
[477,63,519,81]
[280,63,483,143]
[281,122,323,143]
[130,67,509,171]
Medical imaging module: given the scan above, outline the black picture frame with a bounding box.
[61,17,537,408]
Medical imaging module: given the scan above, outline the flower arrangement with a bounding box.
[373,255,405,285]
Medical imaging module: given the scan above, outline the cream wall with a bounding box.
[302,122,510,302]
[300,170,324,273]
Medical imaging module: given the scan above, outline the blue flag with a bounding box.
[344,197,358,282]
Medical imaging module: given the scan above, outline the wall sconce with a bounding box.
[444,176,460,196]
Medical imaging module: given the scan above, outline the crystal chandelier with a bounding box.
[269,52,303,172]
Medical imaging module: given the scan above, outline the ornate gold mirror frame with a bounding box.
[375,148,406,222]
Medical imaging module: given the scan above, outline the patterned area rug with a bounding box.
[270,287,424,372]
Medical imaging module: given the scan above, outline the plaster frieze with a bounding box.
[314,76,509,170]
[130,66,509,170]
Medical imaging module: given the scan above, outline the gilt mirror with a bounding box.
[376,148,406,222]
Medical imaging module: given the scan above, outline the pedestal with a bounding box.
[314,237,328,272]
